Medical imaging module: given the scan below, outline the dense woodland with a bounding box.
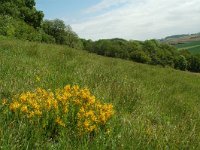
[0,0,200,72]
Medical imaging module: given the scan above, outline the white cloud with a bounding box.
[72,0,200,40]
[84,0,131,14]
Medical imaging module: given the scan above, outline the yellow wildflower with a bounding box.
[28,111,35,118]
[53,100,58,110]
[34,110,42,116]
[19,93,28,102]
[21,105,28,113]
[83,120,90,129]
[2,99,7,105]
[64,85,71,91]
[9,101,21,111]
[63,105,68,113]
[88,125,96,132]
[55,117,65,127]
[5,84,114,136]
[46,99,52,110]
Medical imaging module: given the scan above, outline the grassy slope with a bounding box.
[175,41,200,54]
[0,39,200,149]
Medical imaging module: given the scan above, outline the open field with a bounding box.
[175,41,200,54]
[0,39,200,149]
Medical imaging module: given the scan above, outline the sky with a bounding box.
[36,0,200,41]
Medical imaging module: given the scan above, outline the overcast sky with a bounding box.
[36,0,200,40]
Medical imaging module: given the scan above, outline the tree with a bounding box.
[25,0,36,8]
[81,39,93,52]
[130,50,151,63]
[42,19,82,48]
[187,55,200,72]
[174,55,188,71]
[64,25,81,48]
[42,19,66,44]
[0,0,44,28]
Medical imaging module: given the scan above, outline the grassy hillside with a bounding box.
[0,38,200,149]
[175,41,200,54]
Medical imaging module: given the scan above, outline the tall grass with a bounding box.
[0,38,200,149]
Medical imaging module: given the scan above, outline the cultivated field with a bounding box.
[175,41,200,54]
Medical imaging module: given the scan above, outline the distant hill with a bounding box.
[160,32,200,45]
[160,32,200,54]
[164,34,189,40]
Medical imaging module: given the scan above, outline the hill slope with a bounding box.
[161,33,200,54]
[175,41,200,54]
[161,33,200,44]
[0,39,200,149]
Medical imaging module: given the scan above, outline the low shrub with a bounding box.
[1,85,114,137]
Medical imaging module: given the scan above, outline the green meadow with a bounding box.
[1,38,200,149]
[175,41,200,54]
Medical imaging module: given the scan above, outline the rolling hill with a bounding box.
[0,38,200,149]
[161,33,200,54]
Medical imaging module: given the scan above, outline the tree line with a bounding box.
[0,0,200,73]
[81,39,200,72]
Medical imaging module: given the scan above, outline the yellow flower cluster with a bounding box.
[6,85,114,135]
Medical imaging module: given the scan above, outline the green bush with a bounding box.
[0,15,15,36]
[130,50,151,63]
[0,15,54,43]
[174,55,188,71]
[187,55,200,72]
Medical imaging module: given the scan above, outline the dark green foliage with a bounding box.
[187,55,200,72]
[0,0,44,28]
[82,39,176,67]
[0,1,20,17]
[82,39,200,73]
[81,39,93,51]
[21,8,44,28]
[142,40,175,67]
[175,55,188,71]
[178,49,200,72]
[130,50,151,63]
[179,49,191,58]
[25,0,36,9]
[42,19,66,44]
